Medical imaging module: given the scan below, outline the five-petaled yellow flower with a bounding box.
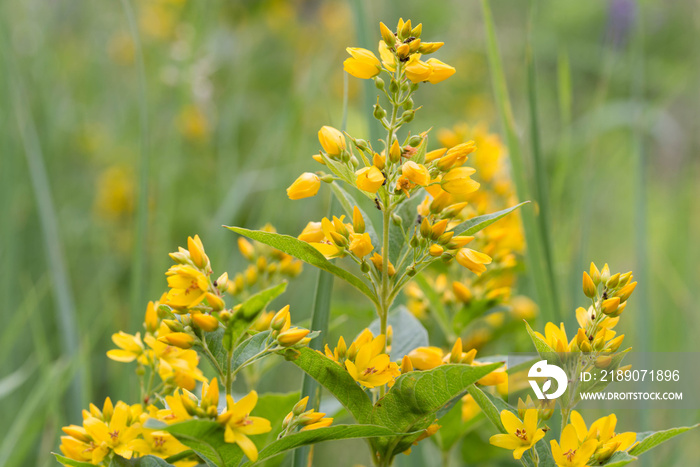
[217,391,271,462]
[489,409,546,460]
[550,424,598,467]
[344,47,381,79]
[344,333,400,388]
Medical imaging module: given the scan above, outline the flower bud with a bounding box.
[601,297,621,315]
[607,334,625,352]
[187,235,208,269]
[318,126,346,157]
[595,356,612,368]
[352,206,365,234]
[277,327,311,347]
[287,172,321,200]
[191,313,219,332]
[408,134,422,147]
[401,109,415,123]
[420,217,432,238]
[373,152,385,170]
[582,272,597,298]
[400,19,412,40]
[158,332,194,349]
[452,282,472,303]
[293,397,309,416]
[163,319,184,332]
[271,305,291,332]
[437,231,454,245]
[411,23,422,38]
[389,79,399,93]
[406,265,417,277]
[403,98,415,111]
[401,355,413,374]
[431,219,449,239]
[389,140,402,163]
[589,262,601,285]
[607,272,620,288]
[429,244,444,257]
[614,281,637,303]
[205,292,225,312]
[600,263,611,283]
[374,77,385,90]
[380,22,396,47]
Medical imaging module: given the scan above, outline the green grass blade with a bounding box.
[480,0,557,322]
[119,0,151,328]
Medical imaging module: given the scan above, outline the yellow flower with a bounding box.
[425,147,448,163]
[128,430,191,461]
[461,394,481,422]
[441,167,480,195]
[344,47,381,79]
[344,334,400,388]
[349,232,374,257]
[456,248,492,275]
[475,361,507,386]
[107,331,145,363]
[318,126,346,157]
[378,40,395,71]
[437,141,476,171]
[550,424,599,467]
[82,400,142,463]
[510,295,538,320]
[145,333,206,391]
[401,161,430,186]
[369,253,395,276]
[355,166,385,193]
[426,58,456,84]
[405,55,432,83]
[165,265,210,310]
[298,221,325,243]
[287,172,321,200]
[408,346,444,370]
[534,322,573,353]
[489,409,546,460]
[570,411,636,462]
[217,391,271,462]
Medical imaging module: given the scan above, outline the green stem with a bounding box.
[225,349,233,398]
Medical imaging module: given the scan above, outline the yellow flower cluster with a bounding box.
[280,396,334,437]
[297,207,374,260]
[323,329,400,389]
[59,397,196,466]
[551,411,636,467]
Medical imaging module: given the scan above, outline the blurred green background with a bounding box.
[1,0,698,465]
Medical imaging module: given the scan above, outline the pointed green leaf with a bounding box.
[628,423,700,456]
[524,321,558,360]
[223,282,287,351]
[372,363,503,433]
[288,347,373,423]
[53,454,96,467]
[158,419,243,467]
[601,451,637,467]
[452,202,529,237]
[241,425,396,467]
[226,227,378,306]
[231,331,272,371]
[466,385,505,433]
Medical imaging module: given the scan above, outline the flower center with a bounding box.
[109,430,119,441]
[514,428,528,441]
[363,366,377,376]
[564,449,577,462]
[154,436,166,448]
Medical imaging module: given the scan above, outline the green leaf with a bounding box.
[521,440,557,467]
[388,194,423,263]
[241,425,396,466]
[109,455,175,467]
[370,362,503,457]
[466,385,505,433]
[226,227,378,306]
[231,331,272,371]
[628,423,700,456]
[320,153,359,191]
[159,419,243,467]
[197,327,227,374]
[289,347,373,423]
[223,283,287,351]
[452,202,529,237]
[250,392,300,446]
[330,182,379,248]
[53,454,96,467]
[368,306,428,361]
[602,451,637,467]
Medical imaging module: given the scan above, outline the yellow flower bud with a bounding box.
[405,55,432,83]
[301,417,334,431]
[411,23,422,38]
[425,147,447,162]
[607,272,620,288]
[205,292,225,312]
[380,22,396,47]
[449,235,474,249]
[355,166,385,193]
[191,312,219,332]
[595,356,612,368]
[373,152,386,170]
[409,38,421,53]
[614,281,637,303]
[401,354,413,374]
[344,47,381,79]
[352,206,365,234]
[287,172,321,200]
[583,272,597,298]
[437,141,476,171]
[312,153,326,165]
[418,41,444,54]
[399,18,412,39]
[608,301,627,317]
[318,126,345,157]
[450,338,463,363]
[158,332,195,349]
[429,244,444,257]
[607,334,625,352]
[601,297,621,315]
[238,238,255,260]
[420,217,432,238]
[441,167,480,195]
[431,219,449,239]
[426,58,456,84]
[349,232,373,258]
[600,263,611,283]
[401,161,430,186]
[271,305,291,332]
[187,235,208,269]
[396,43,410,59]
[277,327,311,347]
[618,271,633,287]
[389,140,402,163]
[370,253,395,276]
[590,262,601,284]
[452,282,472,303]
[408,346,444,370]
[456,248,492,275]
